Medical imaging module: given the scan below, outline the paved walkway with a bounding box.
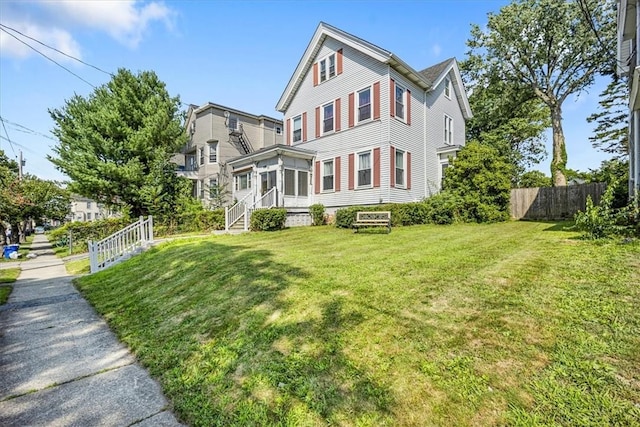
[0,235,183,426]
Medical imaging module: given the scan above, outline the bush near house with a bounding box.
[156,209,225,236]
[250,208,287,231]
[309,204,326,226]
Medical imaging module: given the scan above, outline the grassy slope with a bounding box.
[75,222,640,426]
[0,267,19,305]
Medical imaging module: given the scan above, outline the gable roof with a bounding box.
[276,22,472,119]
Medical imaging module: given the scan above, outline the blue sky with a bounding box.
[0,0,612,182]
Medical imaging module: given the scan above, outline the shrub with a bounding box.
[309,204,326,226]
[424,193,465,225]
[574,181,622,239]
[335,206,361,228]
[398,202,429,225]
[49,217,131,253]
[250,208,287,231]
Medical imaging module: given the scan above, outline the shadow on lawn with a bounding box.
[79,239,393,425]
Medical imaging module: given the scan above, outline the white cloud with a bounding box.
[432,43,442,57]
[0,20,82,62]
[42,0,174,48]
[0,1,174,61]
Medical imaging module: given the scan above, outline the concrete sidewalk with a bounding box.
[0,234,183,426]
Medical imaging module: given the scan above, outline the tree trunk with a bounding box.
[550,105,568,186]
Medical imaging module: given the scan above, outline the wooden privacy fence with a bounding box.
[510,182,606,220]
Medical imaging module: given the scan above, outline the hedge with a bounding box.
[250,208,287,231]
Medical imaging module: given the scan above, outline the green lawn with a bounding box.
[75,222,640,426]
[0,268,19,304]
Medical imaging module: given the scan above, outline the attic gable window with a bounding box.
[319,53,336,83]
[444,76,452,99]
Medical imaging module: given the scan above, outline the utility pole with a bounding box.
[18,150,24,180]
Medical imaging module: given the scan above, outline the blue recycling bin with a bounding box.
[3,244,19,259]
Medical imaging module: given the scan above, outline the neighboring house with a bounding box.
[70,195,118,222]
[617,0,640,198]
[173,103,284,206]
[226,22,471,228]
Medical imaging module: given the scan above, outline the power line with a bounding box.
[0,23,113,77]
[0,116,56,141]
[0,116,17,156]
[0,135,35,154]
[0,27,96,89]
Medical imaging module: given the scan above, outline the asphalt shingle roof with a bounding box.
[418,57,455,86]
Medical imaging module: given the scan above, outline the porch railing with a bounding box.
[255,187,277,209]
[225,192,252,231]
[88,216,153,273]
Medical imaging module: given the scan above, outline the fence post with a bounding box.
[148,215,154,243]
[244,205,248,231]
[88,240,97,273]
[225,206,229,232]
[139,216,145,246]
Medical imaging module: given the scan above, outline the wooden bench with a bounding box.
[352,211,391,233]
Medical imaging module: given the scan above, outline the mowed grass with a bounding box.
[74,222,640,426]
[0,267,19,305]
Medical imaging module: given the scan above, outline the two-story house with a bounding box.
[174,103,284,206]
[617,0,640,198]
[225,22,471,229]
[70,195,119,222]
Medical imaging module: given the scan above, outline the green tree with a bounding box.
[48,68,189,217]
[587,77,628,158]
[461,61,550,183]
[443,142,513,222]
[466,0,615,186]
[517,170,552,188]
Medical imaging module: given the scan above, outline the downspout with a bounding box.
[387,64,392,205]
[424,88,428,198]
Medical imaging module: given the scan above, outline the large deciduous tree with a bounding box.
[466,0,615,186]
[48,68,188,217]
[461,59,550,184]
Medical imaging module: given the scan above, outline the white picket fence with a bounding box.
[88,216,154,273]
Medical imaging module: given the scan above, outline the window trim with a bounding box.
[395,82,406,122]
[292,114,302,143]
[444,114,453,145]
[275,126,282,135]
[318,52,337,84]
[284,169,309,197]
[444,76,452,99]
[322,159,335,192]
[321,101,335,135]
[208,141,218,164]
[235,172,252,191]
[395,149,406,188]
[356,85,372,123]
[199,147,205,166]
[356,150,373,189]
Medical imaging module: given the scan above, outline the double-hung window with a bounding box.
[395,84,406,120]
[319,53,336,83]
[208,141,217,163]
[228,117,238,131]
[358,87,371,122]
[395,149,405,187]
[199,147,205,165]
[444,115,453,145]
[322,160,334,191]
[235,173,251,191]
[292,115,302,143]
[357,151,372,187]
[209,177,218,197]
[323,102,334,133]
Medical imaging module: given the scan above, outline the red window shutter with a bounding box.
[373,148,381,188]
[390,79,395,117]
[348,153,355,190]
[315,106,320,138]
[335,98,341,132]
[314,161,320,194]
[390,146,395,187]
[313,63,318,86]
[373,81,380,120]
[302,112,307,142]
[348,93,355,128]
[407,152,412,189]
[286,118,291,145]
[407,89,412,125]
[335,156,341,192]
[337,49,343,75]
